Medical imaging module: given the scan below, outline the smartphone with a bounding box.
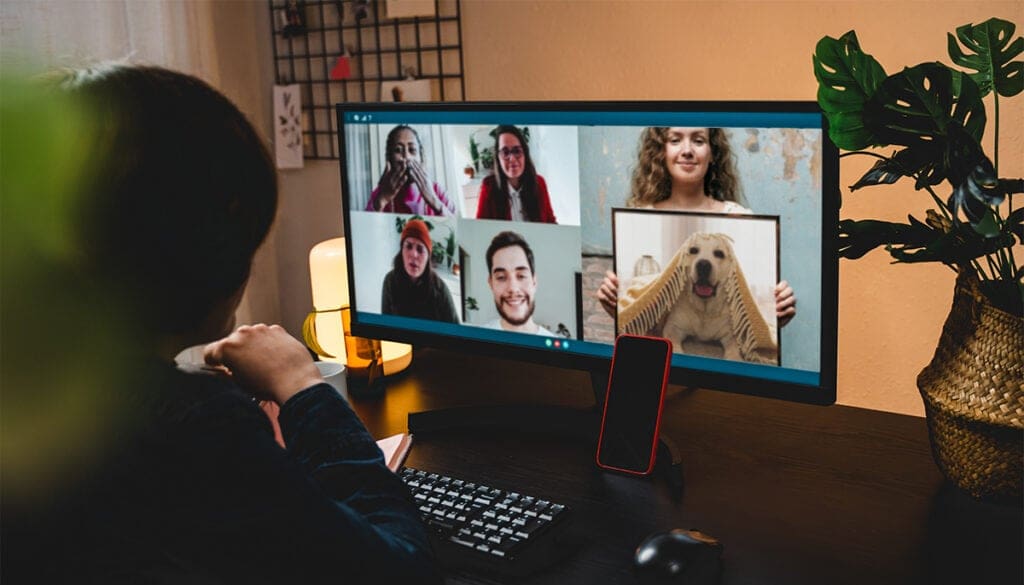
[596,334,672,476]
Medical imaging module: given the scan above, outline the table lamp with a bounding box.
[305,237,412,384]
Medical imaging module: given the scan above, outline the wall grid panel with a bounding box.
[269,0,466,159]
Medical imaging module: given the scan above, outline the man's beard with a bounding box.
[495,295,535,326]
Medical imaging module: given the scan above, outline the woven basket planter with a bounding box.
[917,270,1024,504]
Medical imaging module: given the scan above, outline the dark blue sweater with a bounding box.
[4,365,440,584]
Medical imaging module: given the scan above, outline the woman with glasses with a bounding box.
[475,125,557,223]
[367,125,456,216]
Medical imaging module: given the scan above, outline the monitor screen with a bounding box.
[337,102,838,405]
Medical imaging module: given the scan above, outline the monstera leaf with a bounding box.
[866,63,986,146]
[948,17,1024,98]
[944,131,1004,226]
[847,64,989,196]
[888,218,1017,264]
[837,217,937,260]
[812,31,888,150]
[848,147,945,191]
[838,214,1018,264]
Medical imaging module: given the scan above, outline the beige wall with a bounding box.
[258,1,1023,416]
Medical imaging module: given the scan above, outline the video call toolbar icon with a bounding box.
[544,338,570,350]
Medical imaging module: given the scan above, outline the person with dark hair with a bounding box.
[381,218,459,323]
[483,230,553,335]
[366,124,455,216]
[597,127,796,326]
[7,64,440,584]
[475,125,557,223]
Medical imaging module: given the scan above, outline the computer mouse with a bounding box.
[633,528,723,585]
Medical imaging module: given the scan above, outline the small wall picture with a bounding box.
[273,84,303,169]
[613,209,780,365]
[380,79,432,103]
[385,0,436,19]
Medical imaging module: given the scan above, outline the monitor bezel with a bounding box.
[336,100,839,406]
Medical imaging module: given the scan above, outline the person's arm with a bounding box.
[406,160,453,216]
[776,280,796,327]
[430,183,456,216]
[381,272,395,315]
[535,175,557,224]
[598,270,619,318]
[366,187,384,212]
[278,385,439,581]
[370,161,407,212]
[475,176,494,219]
[201,325,440,584]
[726,204,796,328]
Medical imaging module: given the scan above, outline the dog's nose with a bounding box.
[696,259,712,279]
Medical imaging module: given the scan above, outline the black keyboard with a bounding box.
[400,467,574,577]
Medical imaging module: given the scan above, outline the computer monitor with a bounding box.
[337,102,838,407]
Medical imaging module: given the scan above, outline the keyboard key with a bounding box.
[426,517,456,532]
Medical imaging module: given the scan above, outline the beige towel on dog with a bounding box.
[618,234,778,365]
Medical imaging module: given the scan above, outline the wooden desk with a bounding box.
[346,348,1022,584]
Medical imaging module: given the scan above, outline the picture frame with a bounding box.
[612,208,781,365]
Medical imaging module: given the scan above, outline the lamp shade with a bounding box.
[308,238,348,364]
[308,238,412,375]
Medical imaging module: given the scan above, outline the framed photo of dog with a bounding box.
[612,209,781,366]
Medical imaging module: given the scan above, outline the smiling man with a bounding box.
[484,230,553,335]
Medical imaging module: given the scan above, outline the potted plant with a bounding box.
[813,17,1022,503]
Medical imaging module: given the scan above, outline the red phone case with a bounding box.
[595,334,672,476]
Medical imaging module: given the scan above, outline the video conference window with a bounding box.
[344,115,824,384]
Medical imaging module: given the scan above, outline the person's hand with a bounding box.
[406,159,441,213]
[775,280,796,328]
[375,160,408,210]
[597,270,619,318]
[203,324,323,405]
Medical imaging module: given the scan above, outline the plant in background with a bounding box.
[443,229,456,268]
[469,134,489,174]
[813,17,1023,314]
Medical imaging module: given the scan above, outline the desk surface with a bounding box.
[345,348,1021,585]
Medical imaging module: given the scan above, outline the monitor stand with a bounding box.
[406,368,685,497]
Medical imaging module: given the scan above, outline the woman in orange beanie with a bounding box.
[381,219,459,323]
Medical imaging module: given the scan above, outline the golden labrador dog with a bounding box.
[660,233,744,360]
[619,232,778,364]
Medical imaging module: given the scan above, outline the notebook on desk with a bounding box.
[377,432,414,472]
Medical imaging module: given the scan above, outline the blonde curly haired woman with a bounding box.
[597,127,796,326]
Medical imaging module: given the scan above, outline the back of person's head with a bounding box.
[53,64,278,338]
[485,230,535,275]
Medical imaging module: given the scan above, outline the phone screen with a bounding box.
[596,335,671,475]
